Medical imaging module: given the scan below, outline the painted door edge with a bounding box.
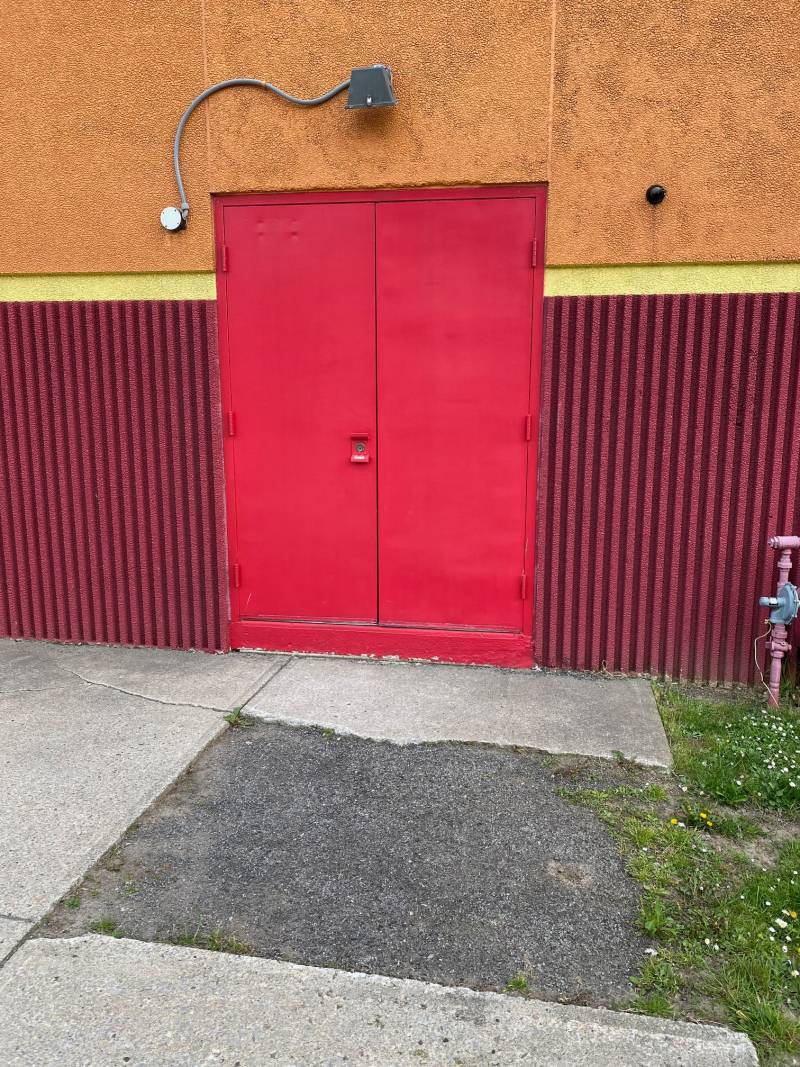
[526,185,547,653]
[213,198,242,639]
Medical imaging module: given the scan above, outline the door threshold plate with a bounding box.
[230,620,533,668]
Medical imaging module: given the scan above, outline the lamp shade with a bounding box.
[346,65,396,109]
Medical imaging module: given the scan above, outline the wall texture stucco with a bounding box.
[0,0,213,275]
[1,1,798,274]
[545,262,800,297]
[0,273,217,302]
[547,0,800,264]
[202,0,552,198]
[0,0,552,275]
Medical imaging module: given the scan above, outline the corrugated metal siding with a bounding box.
[536,292,800,684]
[0,300,228,651]
[4,291,800,680]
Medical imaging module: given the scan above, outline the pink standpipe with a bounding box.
[759,536,800,706]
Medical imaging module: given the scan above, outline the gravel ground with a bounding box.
[41,722,653,1004]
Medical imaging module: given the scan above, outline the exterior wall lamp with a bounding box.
[160,65,396,232]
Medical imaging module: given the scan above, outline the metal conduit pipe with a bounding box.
[159,66,395,232]
[160,77,351,232]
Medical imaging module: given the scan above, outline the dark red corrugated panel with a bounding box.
[536,292,800,684]
[4,291,800,678]
[0,300,228,651]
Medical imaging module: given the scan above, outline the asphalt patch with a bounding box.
[42,723,650,1003]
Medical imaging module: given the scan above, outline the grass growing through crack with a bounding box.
[223,707,253,728]
[89,918,122,937]
[88,917,251,957]
[560,684,800,1063]
[504,972,530,994]
[170,926,252,955]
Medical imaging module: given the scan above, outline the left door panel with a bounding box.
[222,202,377,624]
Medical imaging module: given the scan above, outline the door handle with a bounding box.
[350,434,370,463]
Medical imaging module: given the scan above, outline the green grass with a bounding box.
[659,686,800,811]
[170,926,252,955]
[504,972,530,994]
[89,918,122,937]
[560,684,800,1063]
[676,801,761,840]
[223,707,254,728]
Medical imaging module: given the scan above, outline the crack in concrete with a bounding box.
[1,647,294,714]
[228,656,293,711]
[0,916,34,971]
[44,657,293,716]
[242,655,294,704]
[50,663,233,713]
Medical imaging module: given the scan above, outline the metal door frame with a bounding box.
[213,184,547,667]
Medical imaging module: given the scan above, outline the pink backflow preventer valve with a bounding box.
[758,536,800,705]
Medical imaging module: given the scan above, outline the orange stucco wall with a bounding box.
[204,1,551,200]
[2,1,798,274]
[548,0,800,265]
[1,0,213,274]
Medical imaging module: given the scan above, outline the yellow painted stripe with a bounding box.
[2,263,799,302]
[0,273,217,302]
[545,262,800,297]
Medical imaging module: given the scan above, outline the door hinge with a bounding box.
[531,238,538,268]
[225,411,236,437]
[525,413,532,441]
[218,244,230,273]
[231,562,241,589]
[520,572,527,600]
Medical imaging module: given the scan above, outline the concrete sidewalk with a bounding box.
[0,638,669,968]
[0,638,735,1066]
[0,936,758,1066]
[0,640,284,962]
[246,655,671,765]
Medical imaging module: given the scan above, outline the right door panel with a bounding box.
[376,197,536,632]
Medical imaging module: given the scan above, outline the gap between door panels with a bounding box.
[373,201,381,627]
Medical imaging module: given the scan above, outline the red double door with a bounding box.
[218,187,543,666]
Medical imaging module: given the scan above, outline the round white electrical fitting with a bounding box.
[160,206,185,232]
